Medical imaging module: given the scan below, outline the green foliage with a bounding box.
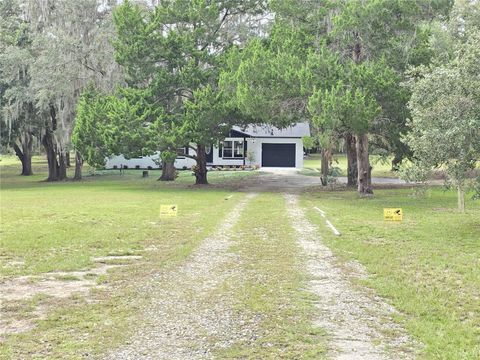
[308,78,381,136]
[74,85,178,167]
[473,176,480,201]
[221,36,305,127]
[329,0,453,161]
[109,0,265,181]
[182,85,232,147]
[405,2,480,202]
[299,48,342,98]
[302,136,315,150]
[0,0,38,148]
[332,0,449,69]
[72,86,110,168]
[222,0,446,169]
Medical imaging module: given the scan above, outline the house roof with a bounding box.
[231,122,310,138]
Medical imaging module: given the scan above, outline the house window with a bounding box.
[234,141,244,158]
[223,140,244,158]
[223,141,233,157]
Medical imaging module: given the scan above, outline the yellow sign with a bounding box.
[160,205,178,218]
[384,208,403,221]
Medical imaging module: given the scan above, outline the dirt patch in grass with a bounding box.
[92,255,143,264]
[0,255,142,340]
[1,265,114,302]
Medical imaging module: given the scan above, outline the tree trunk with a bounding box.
[73,151,83,180]
[42,130,59,182]
[13,143,26,175]
[345,133,357,187]
[13,132,34,176]
[66,152,71,167]
[356,133,373,195]
[457,185,465,213]
[159,159,176,181]
[21,132,34,176]
[58,150,68,180]
[320,148,329,186]
[194,144,208,185]
[391,154,402,171]
[42,105,60,181]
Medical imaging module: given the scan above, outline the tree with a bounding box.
[108,0,265,184]
[0,0,38,176]
[405,2,480,212]
[74,85,182,181]
[2,0,122,181]
[29,0,121,181]
[308,76,381,193]
[329,0,422,194]
[72,86,111,172]
[221,24,334,180]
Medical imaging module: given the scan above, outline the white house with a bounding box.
[105,122,310,170]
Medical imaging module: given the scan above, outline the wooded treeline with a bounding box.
[1,0,479,205]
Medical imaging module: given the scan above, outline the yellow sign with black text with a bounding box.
[384,208,403,221]
[160,205,178,218]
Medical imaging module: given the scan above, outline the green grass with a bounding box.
[217,193,326,359]
[301,188,480,360]
[303,153,480,180]
[2,154,479,359]
[1,156,254,277]
[303,153,398,178]
[0,155,253,358]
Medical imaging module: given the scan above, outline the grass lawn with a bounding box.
[0,156,256,278]
[303,153,398,178]
[302,188,480,360]
[303,153,480,180]
[2,154,479,359]
[0,156,255,358]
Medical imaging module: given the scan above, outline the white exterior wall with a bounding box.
[174,146,197,169]
[104,137,304,169]
[105,151,195,169]
[105,154,160,169]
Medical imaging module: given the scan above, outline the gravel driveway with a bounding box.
[102,171,418,360]
[104,194,257,360]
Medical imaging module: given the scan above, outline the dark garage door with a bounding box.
[261,143,296,167]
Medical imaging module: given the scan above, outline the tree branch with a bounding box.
[200,8,230,51]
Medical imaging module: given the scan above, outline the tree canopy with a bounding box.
[405,1,480,211]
